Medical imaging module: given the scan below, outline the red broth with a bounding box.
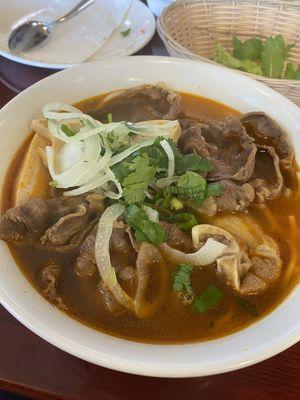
[2,92,299,343]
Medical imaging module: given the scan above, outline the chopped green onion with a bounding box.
[107,113,113,123]
[49,180,58,188]
[193,285,223,314]
[61,124,76,137]
[121,28,131,37]
[236,298,258,317]
[170,197,184,210]
[174,213,198,230]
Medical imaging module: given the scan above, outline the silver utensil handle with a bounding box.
[52,0,95,24]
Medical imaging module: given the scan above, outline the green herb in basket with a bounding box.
[215,35,299,80]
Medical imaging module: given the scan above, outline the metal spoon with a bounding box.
[8,0,95,54]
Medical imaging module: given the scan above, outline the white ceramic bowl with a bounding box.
[0,56,300,378]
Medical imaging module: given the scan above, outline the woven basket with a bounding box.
[157,0,300,106]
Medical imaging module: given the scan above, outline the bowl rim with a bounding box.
[0,55,300,378]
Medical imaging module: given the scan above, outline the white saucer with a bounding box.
[0,0,155,69]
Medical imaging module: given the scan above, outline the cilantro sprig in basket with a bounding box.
[157,0,300,105]
[215,35,299,80]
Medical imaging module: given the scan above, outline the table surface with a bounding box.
[1,29,300,400]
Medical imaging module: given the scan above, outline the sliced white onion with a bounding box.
[94,204,136,312]
[159,238,227,267]
[104,168,123,199]
[160,139,175,177]
[42,102,82,116]
[55,142,83,173]
[64,172,109,196]
[43,102,96,125]
[46,135,102,188]
[42,101,181,197]
[108,139,155,167]
[133,120,179,137]
[144,206,228,266]
[192,224,240,254]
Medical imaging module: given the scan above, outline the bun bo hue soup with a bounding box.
[1,84,299,343]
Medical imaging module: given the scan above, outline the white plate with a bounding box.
[0,57,300,378]
[0,0,155,69]
[146,0,174,16]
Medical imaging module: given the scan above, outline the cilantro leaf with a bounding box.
[173,264,193,295]
[215,42,242,69]
[284,62,300,79]
[140,137,169,168]
[61,124,76,137]
[124,204,165,245]
[281,38,294,59]
[216,35,294,79]
[178,171,207,190]
[121,28,131,37]
[232,36,263,61]
[122,154,156,203]
[111,162,131,184]
[107,130,131,152]
[261,35,292,78]
[239,59,263,76]
[175,153,212,175]
[193,285,223,314]
[205,182,222,198]
[215,42,262,75]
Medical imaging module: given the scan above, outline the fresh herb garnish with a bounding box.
[175,153,212,175]
[107,130,131,152]
[107,113,113,123]
[215,35,298,79]
[111,137,219,216]
[236,298,258,317]
[162,170,221,207]
[177,171,207,192]
[61,124,76,137]
[205,182,222,198]
[170,197,184,210]
[173,263,193,295]
[260,35,292,78]
[232,35,263,61]
[173,212,198,230]
[124,204,165,245]
[215,42,263,75]
[122,154,157,204]
[81,119,95,129]
[172,171,207,203]
[193,285,223,314]
[121,28,131,37]
[284,62,300,79]
[49,180,58,188]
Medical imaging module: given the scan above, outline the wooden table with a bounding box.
[1,33,300,400]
